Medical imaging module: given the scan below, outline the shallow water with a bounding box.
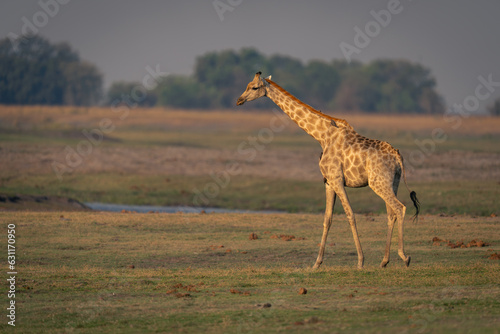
[84,202,283,214]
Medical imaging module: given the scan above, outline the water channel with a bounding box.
[85,202,284,214]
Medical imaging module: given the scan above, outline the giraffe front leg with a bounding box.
[335,185,364,269]
[313,185,336,269]
[350,220,364,270]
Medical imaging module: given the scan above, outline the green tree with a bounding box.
[63,61,103,106]
[367,59,443,113]
[156,75,213,108]
[302,60,341,107]
[333,68,375,111]
[0,35,102,106]
[333,59,443,114]
[192,48,274,108]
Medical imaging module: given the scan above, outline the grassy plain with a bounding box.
[1,106,499,215]
[2,211,500,333]
[1,106,499,333]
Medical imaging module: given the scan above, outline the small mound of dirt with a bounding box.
[249,233,258,240]
[208,245,225,250]
[448,240,466,249]
[168,282,203,295]
[488,252,500,260]
[466,239,488,247]
[448,239,490,249]
[299,287,307,295]
[432,236,449,246]
[432,237,490,248]
[230,289,250,296]
[271,234,305,241]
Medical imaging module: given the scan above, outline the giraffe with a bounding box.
[237,72,420,269]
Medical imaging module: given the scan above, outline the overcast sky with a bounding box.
[1,0,499,112]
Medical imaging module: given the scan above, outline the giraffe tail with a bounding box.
[396,150,420,222]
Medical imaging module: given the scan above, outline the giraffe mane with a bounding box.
[264,78,351,128]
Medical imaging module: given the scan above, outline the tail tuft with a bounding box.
[410,191,420,222]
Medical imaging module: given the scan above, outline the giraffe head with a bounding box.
[236,71,268,106]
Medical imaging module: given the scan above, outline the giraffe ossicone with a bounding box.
[237,71,420,269]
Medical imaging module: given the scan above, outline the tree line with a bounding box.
[3,36,497,115]
[111,48,446,114]
[0,35,102,106]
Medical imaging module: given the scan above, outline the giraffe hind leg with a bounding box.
[371,180,410,267]
[381,176,399,268]
[398,205,411,267]
[380,202,396,268]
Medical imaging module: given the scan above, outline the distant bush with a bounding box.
[488,98,500,116]
[105,81,157,107]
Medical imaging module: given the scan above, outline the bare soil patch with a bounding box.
[3,144,499,182]
[2,106,500,135]
[270,234,306,241]
[488,252,500,260]
[432,237,490,248]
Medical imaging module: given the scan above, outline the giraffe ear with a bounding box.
[266,75,272,80]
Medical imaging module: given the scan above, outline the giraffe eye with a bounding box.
[252,87,259,90]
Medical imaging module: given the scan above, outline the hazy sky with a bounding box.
[1,0,499,111]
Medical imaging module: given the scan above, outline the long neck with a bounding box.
[264,79,338,147]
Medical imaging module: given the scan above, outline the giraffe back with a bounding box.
[321,125,401,188]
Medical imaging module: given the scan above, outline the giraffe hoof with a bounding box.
[405,256,411,267]
[312,263,321,270]
[380,260,389,268]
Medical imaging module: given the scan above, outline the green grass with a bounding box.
[2,212,499,333]
[1,173,498,216]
